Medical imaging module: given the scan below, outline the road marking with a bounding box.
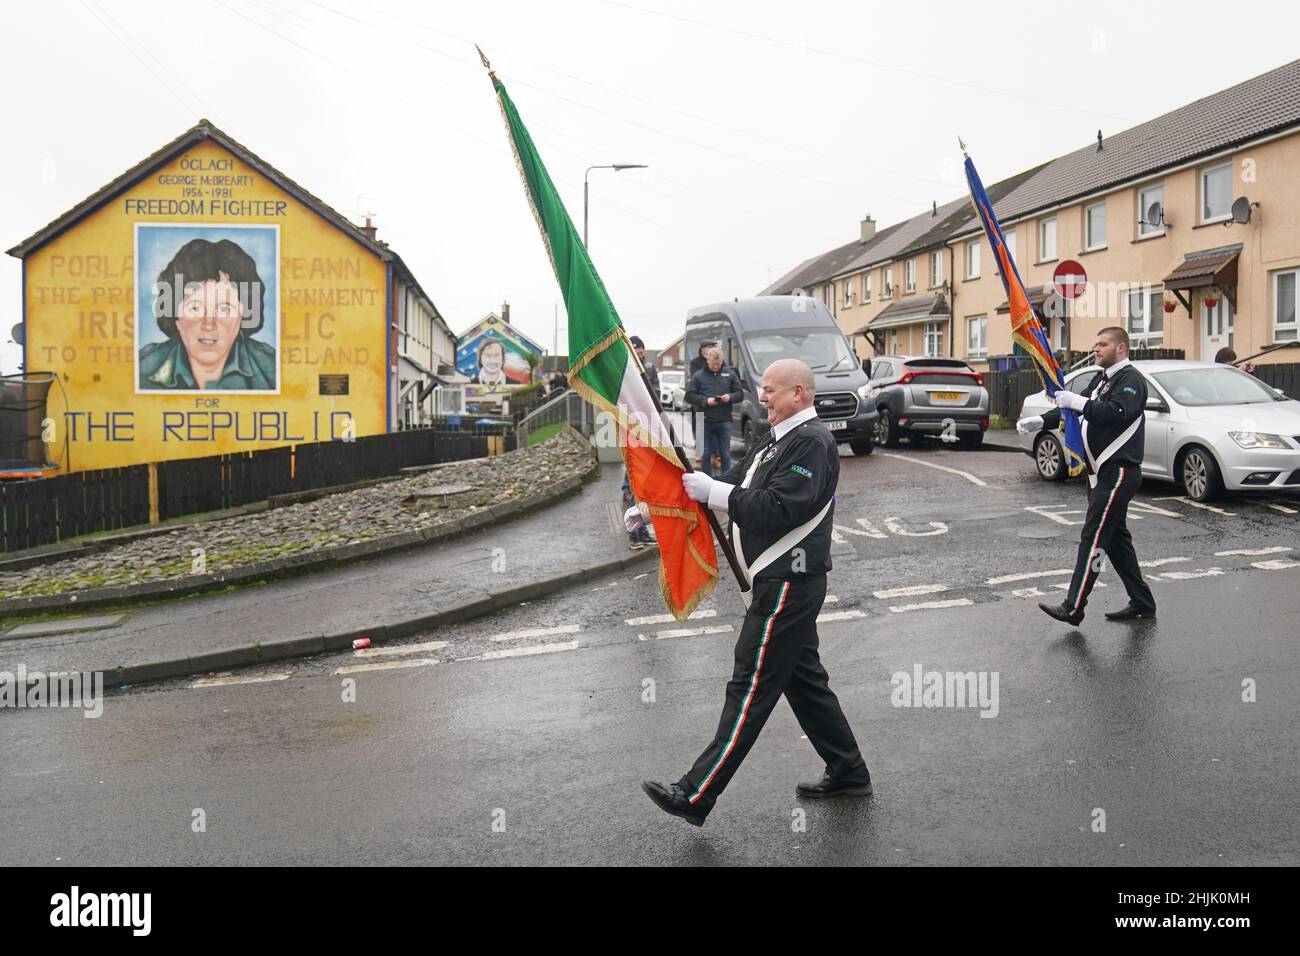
[817,610,866,622]
[1050,581,1104,590]
[191,672,292,688]
[833,519,887,541]
[1266,502,1298,514]
[1129,500,1183,519]
[1152,496,1236,516]
[888,598,974,613]
[475,641,580,660]
[1252,559,1300,570]
[333,659,436,675]
[873,584,947,599]
[878,452,988,487]
[489,624,582,642]
[883,516,948,537]
[1215,546,1292,556]
[986,569,1073,585]
[1140,557,1190,567]
[824,595,840,604]
[625,609,718,626]
[353,640,450,659]
[638,625,734,641]
[1155,567,1225,580]
[1011,587,1046,598]
[1023,505,1084,526]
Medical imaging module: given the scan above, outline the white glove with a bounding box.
[682,471,714,503]
[1054,390,1086,412]
[1016,415,1044,435]
[624,504,648,532]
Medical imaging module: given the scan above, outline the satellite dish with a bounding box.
[9,324,22,346]
[1144,201,1166,228]
[1231,196,1252,224]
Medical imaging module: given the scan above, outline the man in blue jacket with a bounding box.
[685,347,742,477]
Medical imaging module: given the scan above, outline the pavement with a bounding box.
[2,442,1297,865]
[0,463,641,678]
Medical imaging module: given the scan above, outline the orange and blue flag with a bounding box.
[961,144,1085,477]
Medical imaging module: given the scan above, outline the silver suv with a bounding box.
[861,355,991,449]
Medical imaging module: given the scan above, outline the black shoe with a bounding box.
[1105,603,1156,621]
[641,780,708,827]
[796,771,873,799]
[1039,602,1084,626]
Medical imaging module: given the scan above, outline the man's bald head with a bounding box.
[760,358,816,426]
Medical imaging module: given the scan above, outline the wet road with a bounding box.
[3,443,1298,865]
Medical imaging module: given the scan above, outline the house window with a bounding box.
[924,322,943,357]
[863,272,871,302]
[1138,182,1165,237]
[843,278,853,306]
[1126,286,1164,348]
[905,258,916,293]
[1274,269,1299,342]
[965,240,980,278]
[966,314,987,358]
[883,267,893,298]
[930,250,942,287]
[1201,162,1232,223]
[1039,217,1057,261]
[1085,201,1107,250]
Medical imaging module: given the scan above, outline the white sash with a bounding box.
[1082,414,1142,488]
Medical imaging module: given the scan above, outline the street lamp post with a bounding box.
[583,163,648,249]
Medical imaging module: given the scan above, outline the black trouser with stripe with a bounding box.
[677,575,869,813]
[1065,462,1156,615]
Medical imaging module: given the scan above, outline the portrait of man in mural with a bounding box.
[472,337,509,387]
[138,234,278,391]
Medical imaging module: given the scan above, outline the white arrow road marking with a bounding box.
[473,641,581,660]
[638,625,733,642]
[833,519,888,541]
[883,516,949,536]
[1011,587,1046,598]
[874,584,948,599]
[1140,557,1190,567]
[625,609,718,626]
[817,610,866,623]
[888,598,974,613]
[986,569,1073,585]
[191,672,292,688]
[334,659,436,675]
[1215,546,1292,556]
[878,452,988,487]
[1152,496,1236,516]
[489,624,582,642]
[1252,559,1300,570]
[1023,505,1085,526]
[353,640,450,659]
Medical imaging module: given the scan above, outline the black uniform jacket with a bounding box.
[721,415,838,581]
[1042,362,1147,471]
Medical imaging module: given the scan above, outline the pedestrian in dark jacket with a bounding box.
[686,347,742,477]
[630,335,659,394]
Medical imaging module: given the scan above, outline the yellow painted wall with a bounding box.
[24,139,388,472]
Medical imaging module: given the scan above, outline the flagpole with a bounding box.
[619,330,750,593]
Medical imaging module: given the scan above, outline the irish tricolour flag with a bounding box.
[482,56,719,621]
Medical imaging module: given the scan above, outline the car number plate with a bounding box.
[931,391,963,401]
[827,420,847,431]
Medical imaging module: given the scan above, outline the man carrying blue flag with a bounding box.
[1019,327,1157,625]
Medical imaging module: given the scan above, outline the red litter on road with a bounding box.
[352,637,371,650]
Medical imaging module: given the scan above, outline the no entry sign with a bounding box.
[1053,259,1087,300]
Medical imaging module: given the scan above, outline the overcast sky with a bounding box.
[4,0,1298,372]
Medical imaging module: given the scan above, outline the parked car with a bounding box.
[1018,359,1300,501]
[682,296,879,456]
[658,368,684,409]
[860,355,990,449]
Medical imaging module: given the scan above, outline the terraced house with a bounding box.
[763,59,1300,373]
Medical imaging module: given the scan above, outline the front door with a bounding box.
[1201,295,1234,360]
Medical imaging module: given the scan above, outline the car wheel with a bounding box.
[875,407,900,447]
[958,430,984,450]
[1034,433,1067,481]
[849,437,873,456]
[1179,445,1224,501]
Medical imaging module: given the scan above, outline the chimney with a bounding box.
[360,216,377,241]
[501,300,510,324]
[860,214,876,243]
[1096,130,1104,152]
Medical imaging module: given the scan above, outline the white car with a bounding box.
[658,369,684,409]
[1018,359,1300,501]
